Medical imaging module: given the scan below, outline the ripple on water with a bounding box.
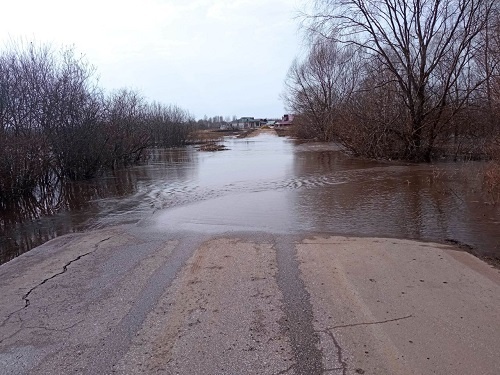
[1,133,499,264]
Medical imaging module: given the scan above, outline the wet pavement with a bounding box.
[0,226,499,374]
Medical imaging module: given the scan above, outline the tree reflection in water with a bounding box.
[0,148,197,264]
[1,136,499,266]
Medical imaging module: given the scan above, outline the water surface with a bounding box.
[1,132,499,264]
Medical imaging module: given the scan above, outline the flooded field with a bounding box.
[1,132,499,264]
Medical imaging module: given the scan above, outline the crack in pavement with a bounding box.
[0,319,86,345]
[0,322,23,345]
[0,236,113,333]
[22,250,93,308]
[322,328,348,375]
[331,314,413,330]
[22,236,113,308]
[24,319,85,333]
[318,314,414,375]
[0,304,25,330]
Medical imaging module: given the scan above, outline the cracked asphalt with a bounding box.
[0,226,499,374]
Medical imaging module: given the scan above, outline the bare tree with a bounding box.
[307,0,494,160]
[480,4,500,132]
[0,40,194,204]
[45,47,105,179]
[147,102,193,147]
[0,42,57,200]
[283,40,361,141]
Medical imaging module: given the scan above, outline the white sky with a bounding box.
[0,0,304,119]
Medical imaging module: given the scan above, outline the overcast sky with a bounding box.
[0,0,305,119]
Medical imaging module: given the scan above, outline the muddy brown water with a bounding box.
[1,132,499,265]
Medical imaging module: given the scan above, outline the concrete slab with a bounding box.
[297,236,500,375]
[0,229,498,374]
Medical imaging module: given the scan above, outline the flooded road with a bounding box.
[1,131,499,264]
[1,130,500,374]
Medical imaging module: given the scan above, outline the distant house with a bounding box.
[231,117,263,129]
[276,114,294,126]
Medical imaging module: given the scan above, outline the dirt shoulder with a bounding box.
[0,229,499,374]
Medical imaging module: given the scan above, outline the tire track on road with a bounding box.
[86,234,207,374]
[274,235,323,375]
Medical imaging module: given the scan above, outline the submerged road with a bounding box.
[0,225,499,374]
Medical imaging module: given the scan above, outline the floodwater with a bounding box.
[1,131,499,264]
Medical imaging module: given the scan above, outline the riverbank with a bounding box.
[0,226,498,374]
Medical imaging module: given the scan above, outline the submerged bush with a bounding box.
[0,41,194,203]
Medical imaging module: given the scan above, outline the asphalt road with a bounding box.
[0,226,499,374]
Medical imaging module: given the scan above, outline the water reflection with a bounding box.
[0,148,199,264]
[292,151,457,240]
[292,147,499,256]
[1,133,499,265]
[153,136,499,260]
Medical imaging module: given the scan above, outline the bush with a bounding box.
[0,41,193,203]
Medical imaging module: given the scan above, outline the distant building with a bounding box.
[231,117,263,129]
[276,114,294,126]
[219,116,282,130]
